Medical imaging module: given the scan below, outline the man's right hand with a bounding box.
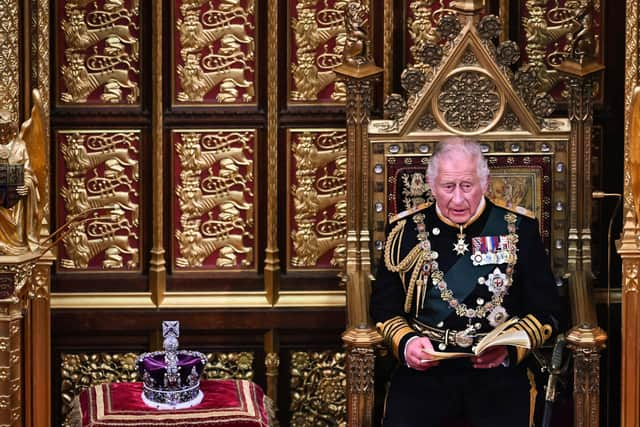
[405,336,440,371]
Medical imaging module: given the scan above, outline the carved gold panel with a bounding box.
[56,0,141,106]
[371,139,569,277]
[56,130,141,271]
[405,1,477,67]
[60,352,139,425]
[172,129,256,270]
[521,0,603,101]
[0,0,19,120]
[288,0,360,105]
[287,129,347,270]
[290,351,346,426]
[173,0,257,106]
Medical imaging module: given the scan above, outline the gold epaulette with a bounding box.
[376,317,416,360]
[490,199,535,219]
[507,314,553,365]
[389,201,433,224]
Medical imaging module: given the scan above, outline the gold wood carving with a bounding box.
[407,0,439,67]
[0,258,35,426]
[290,351,346,425]
[566,325,607,427]
[290,131,347,268]
[176,0,256,104]
[433,68,504,134]
[59,2,140,104]
[175,131,255,269]
[523,0,600,98]
[0,90,48,256]
[58,131,140,270]
[203,351,255,380]
[0,0,19,119]
[383,0,393,96]
[290,0,353,103]
[60,352,140,425]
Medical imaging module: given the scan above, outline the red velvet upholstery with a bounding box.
[77,379,271,426]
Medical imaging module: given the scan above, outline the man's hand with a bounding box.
[471,345,508,369]
[16,185,27,196]
[405,336,440,371]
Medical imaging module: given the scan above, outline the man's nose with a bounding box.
[452,186,465,203]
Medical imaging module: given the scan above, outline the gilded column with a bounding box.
[24,260,52,427]
[25,1,52,426]
[555,4,606,425]
[620,1,640,425]
[383,0,393,97]
[555,2,603,325]
[0,261,35,427]
[335,3,383,426]
[264,329,279,418]
[265,0,280,304]
[566,325,607,427]
[150,0,166,305]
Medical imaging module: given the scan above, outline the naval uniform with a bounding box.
[370,198,561,427]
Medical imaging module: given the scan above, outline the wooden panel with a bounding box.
[172,0,257,106]
[56,129,142,271]
[171,129,257,271]
[55,0,142,107]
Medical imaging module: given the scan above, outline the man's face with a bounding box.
[429,151,487,224]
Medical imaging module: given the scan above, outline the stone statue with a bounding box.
[0,90,46,255]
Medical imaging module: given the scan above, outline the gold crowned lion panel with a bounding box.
[173,0,257,106]
[172,129,257,271]
[287,129,347,270]
[288,0,366,105]
[56,130,141,271]
[56,0,141,106]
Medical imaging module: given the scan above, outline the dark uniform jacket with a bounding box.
[371,198,561,366]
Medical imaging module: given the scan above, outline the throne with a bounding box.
[336,1,606,426]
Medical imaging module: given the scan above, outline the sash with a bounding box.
[421,205,519,324]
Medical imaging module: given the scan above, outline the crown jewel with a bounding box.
[136,321,207,409]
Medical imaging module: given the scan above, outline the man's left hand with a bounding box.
[471,345,508,369]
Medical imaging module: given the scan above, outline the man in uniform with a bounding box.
[371,138,561,426]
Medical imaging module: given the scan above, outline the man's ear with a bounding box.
[482,175,490,193]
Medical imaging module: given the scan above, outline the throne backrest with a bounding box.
[366,11,571,280]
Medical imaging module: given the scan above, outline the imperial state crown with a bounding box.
[135,321,207,409]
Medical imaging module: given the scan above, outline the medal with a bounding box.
[453,225,469,255]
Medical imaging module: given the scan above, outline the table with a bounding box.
[69,379,272,427]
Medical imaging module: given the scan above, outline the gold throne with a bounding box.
[336,1,606,426]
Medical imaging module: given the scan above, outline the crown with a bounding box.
[135,321,207,409]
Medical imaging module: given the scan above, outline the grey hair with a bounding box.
[427,137,490,187]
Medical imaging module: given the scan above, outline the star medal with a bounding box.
[453,225,469,256]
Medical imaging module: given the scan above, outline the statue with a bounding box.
[0,90,47,255]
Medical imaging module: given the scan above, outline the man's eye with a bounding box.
[462,183,472,191]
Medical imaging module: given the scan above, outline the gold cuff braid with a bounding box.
[377,316,415,360]
[508,314,553,364]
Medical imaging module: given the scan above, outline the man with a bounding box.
[371,138,561,426]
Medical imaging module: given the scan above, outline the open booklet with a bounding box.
[422,317,530,360]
